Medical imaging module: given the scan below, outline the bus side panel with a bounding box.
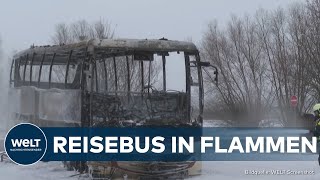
[38,89,81,126]
[9,86,81,127]
[8,86,36,123]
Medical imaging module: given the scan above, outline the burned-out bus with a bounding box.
[9,38,217,179]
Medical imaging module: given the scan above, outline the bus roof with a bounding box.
[13,38,199,61]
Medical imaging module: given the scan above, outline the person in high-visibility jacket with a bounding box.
[312,104,320,166]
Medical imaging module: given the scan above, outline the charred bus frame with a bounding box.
[10,38,218,179]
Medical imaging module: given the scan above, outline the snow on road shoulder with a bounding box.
[0,162,80,180]
[194,161,320,180]
[203,120,233,127]
[197,120,320,180]
[1,161,320,180]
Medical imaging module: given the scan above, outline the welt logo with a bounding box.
[5,123,47,165]
[11,139,41,148]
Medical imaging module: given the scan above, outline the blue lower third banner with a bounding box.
[4,124,320,165]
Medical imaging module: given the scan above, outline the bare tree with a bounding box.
[71,20,92,41]
[305,0,320,104]
[50,19,161,96]
[259,5,312,125]
[51,19,115,45]
[255,8,293,124]
[51,23,72,45]
[202,15,272,126]
[287,4,313,118]
[202,2,316,126]
[93,19,115,39]
[50,19,116,84]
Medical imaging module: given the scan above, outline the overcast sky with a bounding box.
[0,0,302,56]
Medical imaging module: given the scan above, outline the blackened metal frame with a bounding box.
[12,50,204,125]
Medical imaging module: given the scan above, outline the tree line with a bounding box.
[51,19,161,95]
[201,0,320,126]
[52,19,115,45]
[49,1,320,126]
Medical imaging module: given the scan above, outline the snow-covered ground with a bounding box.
[0,162,80,180]
[1,120,320,180]
[203,120,233,127]
[195,161,320,180]
[1,161,319,180]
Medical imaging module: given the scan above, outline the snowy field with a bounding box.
[1,161,320,180]
[0,162,80,180]
[194,161,320,180]
[1,120,320,180]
